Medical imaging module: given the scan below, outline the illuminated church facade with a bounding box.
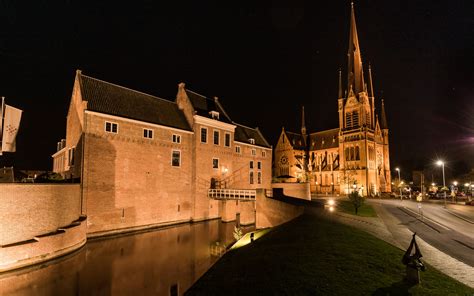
[274,4,391,196]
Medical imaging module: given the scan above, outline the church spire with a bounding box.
[368,63,374,98]
[301,105,306,136]
[338,68,343,98]
[380,99,388,129]
[347,2,365,96]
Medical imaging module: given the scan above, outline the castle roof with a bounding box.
[184,88,271,148]
[79,73,192,131]
[234,123,271,148]
[184,90,233,124]
[309,128,339,150]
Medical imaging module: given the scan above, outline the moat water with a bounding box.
[0,220,253,295]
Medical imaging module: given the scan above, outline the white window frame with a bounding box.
[171,150,181,167]
[251,149,256,156]
[172,134,181,143]
[262,150,266,157]
[210,110,220,120]
[235,146,241,154]
[200,127,208,143]
[212,158,219,169]
[213,130,220,145]
[105,121,118,134]
[224,132,231,147]
[143,128,153,139]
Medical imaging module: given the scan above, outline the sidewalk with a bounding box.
[329,201,474,288]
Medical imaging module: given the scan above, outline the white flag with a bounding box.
[1,104,22,152]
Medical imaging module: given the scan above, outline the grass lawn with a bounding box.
[186,210,473,295]
[337,199,378,217]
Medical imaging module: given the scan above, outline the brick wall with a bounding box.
[0,184,81,246]
[82,112,194,234]
[255,189,304,229]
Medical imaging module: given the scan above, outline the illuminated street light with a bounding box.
[436,160,446,207]
[395,167,402,200]
[453,181,458,186]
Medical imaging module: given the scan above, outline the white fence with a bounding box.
[208,189,256,200]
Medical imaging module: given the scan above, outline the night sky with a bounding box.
[0,0,473,180]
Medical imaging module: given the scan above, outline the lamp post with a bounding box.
[396,167,402,200]
[436,160,446,207]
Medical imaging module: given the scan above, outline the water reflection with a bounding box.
[0,220,253,295]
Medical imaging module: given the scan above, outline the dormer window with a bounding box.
[209,111,220,120]
[249,138,255,145]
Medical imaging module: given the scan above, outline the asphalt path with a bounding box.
[371,199,473,267]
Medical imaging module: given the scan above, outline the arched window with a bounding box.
[350,147,355,161]
[345,148,349,161]
[355,146,360,160]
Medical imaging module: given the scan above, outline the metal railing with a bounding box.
[208,189,256,200]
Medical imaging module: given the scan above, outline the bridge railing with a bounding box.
[208,189,257,200]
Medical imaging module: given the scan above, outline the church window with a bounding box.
[350,147,354,161]
[345,148,349,161]
[224,133,231,147]
[172,150,181,167]
[352,111,359,127]
[355,146,360,160]
[213,130,220,145]
[105,121,118,133]
[200,127,207,143]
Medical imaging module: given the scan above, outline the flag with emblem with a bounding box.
[1,104,23,153]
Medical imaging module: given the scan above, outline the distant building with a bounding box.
[53,71,272,234]
[274,4,391,196]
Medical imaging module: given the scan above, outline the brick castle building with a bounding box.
[53,71,272,234]
[274,4,391,196]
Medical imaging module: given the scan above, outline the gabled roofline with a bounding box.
[80,72,175,105]
[309,127,340,136]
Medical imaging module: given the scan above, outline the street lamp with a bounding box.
[395,167,402,200]
[436,160,446,207]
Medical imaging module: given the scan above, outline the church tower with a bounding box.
[338,3,390,195]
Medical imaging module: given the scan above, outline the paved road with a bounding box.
[369,199,474,267]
